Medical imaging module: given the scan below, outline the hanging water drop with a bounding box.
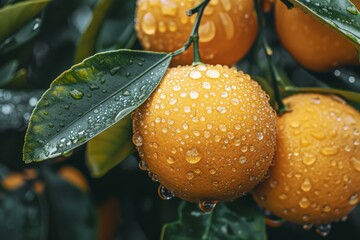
[316,224,331,237]
[138,161,147,171]
[198,201,217,212]
[158,185,174,200]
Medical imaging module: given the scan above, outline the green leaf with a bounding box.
[86,114,135,177]
[287,0,360,48]
[74,0,112,63]
[0,60,18,87]
[42,168,97,240]
[23,49,172,163]
[285,86,360,104]
[0,0,50,44]
[161,198,267,240]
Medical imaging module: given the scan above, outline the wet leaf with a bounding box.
[0,0,50,44]
[86,114,135,177]
[161,198,266,240]
[288,0,360,48]
[23,49,172,163]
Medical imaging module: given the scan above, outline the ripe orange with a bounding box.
[253,94,360,225]
[275,0,359,72]
[132,64,277,202]
[135,0,258,66]
[59,166,89,192]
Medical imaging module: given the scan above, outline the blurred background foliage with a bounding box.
[0,0,360,239]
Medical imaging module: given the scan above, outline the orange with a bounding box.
[59,166,89,192]
[135,0,258,66]
[253,94,360,225]
[275,0,359,72]
[132,64,277,202]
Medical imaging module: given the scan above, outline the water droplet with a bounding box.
[239,155,247,164]
[321,147,338,156]
[202,81,211,89]
[69,89,84,100]
[303,224,313,230]
[299,197,310,208]
[316,224,331,237]
[89,84,99,90]
[160,0,177,16]
[301,178,312,192]
[110,66,121,75]
[209,169,216,175]
[185,148,201,164]
[138,161,147,171]
[270,180,278,188]
[48,123,54,128]
[199,201,217,212]
[186,171,195,180]
[290,121,300,128]
[256,132,264,140]
[351,157,360,171]
[132,133,143,147]
[167,156,175,164]
[199,20,216,43]
[349,193,359,205]
[346,5,358,15]
[302,156,316,165]
[190,91,199,99]
[205,69,220,78]
[158,185,174,200]
[189,70,201,79]
[141,12,156,35]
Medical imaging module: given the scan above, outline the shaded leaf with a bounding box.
[0,17,42,54]
[287,0,360,48]
[23,49,172,163]
[0,0,50,44]
[0,181,48,240]
[161,198,266,240]
[0,60,18,87]
[86,114,135,177]
[74,0,112,63]
[42,168,97,240]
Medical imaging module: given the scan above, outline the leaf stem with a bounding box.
[254,0,288,115]
[171,0,210,65]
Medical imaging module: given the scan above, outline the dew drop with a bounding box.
[190,70,201,79]
[239,155,247,164]
[321,147,338,156]
[185,148,201,164]
[346,5,358,15]
[299,197,310,208]
[209,169,216,175]
[190,91,199,99]
[202,81,211,89]
[303,224,313,230]
[138,161,147,171]
[349,193,359,205]
[110,66,121,75]
[186,171,195,180]
[351,157,360,171]
[301,178,312,192]
[69,89,84,100]
[141,12,156,35]
[302,156,316,166]
[256,132,264,140]
[158,185,174,200]
[199,201,217,212]
[206,69,220,78]
[316,224,331,237]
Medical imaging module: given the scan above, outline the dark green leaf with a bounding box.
[0,17,42,54]
[161,198,267,240]
[288,0,360,47]
[86,114,135,177]
[0,182,48,240]
[0,60,18,87]
[74,0,112,63]
[23,50,172,163]
[0,0,50,44]
[42,168,97,240]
